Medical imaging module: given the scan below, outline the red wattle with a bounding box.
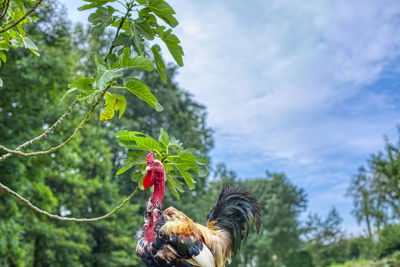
[143,171,151,189]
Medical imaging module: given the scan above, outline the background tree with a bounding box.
[369,133,400,219]
[193,165,308,267]
[305,207,346,267]
[0,1,212,265]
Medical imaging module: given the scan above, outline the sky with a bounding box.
[59,0,400,234]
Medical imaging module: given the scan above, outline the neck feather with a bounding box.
[145,171,165,243]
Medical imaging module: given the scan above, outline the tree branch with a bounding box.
[0,87,109,157]
[0,0,10,22]
[0,100,79,161]
[0,4,133,159]
[105,3,133,62]
[0,181,139,222]
[0,0,43,34]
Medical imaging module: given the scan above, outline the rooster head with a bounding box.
[143,152,165,190]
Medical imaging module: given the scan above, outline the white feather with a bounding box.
[192,244,216,267]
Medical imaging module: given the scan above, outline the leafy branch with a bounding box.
[0,0,43,34]
[0,86,109,157]
[0,181,139,222]
[0,0,204,223]
[0,100,78,161]
[0,0,10,21]
[116,128,208,199]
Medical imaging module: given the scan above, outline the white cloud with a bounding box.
[59,0,400,232]
[173,0,400,163]
[171,0,400,231]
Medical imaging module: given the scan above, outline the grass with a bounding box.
[328,251,400,267]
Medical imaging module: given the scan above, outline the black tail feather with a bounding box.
[207,186,261,254]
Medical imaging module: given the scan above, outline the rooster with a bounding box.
[136,153,261,267]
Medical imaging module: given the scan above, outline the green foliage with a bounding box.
[116,128,208,198]
[192,166,308,267]
[0,0,41,81]
[123,75,163,111]
[119,47,153,71]
[346,236,378,260]
[151,44,167,82]
[0,1,213,265]
[378,224,400,257]
[59,0,184,120]
[329,251,400,267]
[305,208,347,267]
[100,93,126,120]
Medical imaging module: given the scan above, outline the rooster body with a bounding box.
[136,153,261,267]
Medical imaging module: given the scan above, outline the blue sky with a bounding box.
[60,0,400,234]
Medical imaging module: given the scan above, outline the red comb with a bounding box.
[147,152,154,164]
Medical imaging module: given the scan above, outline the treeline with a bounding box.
[348,133,400,236]
[1,1,400,267]
[0,2,309,266]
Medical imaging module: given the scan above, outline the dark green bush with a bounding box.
[347,236,377,260]
[378,224,400,257]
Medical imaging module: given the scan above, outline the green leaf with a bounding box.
[119,47,154,71]
[168,183,180,199]
[107,53,118,67]
[169,137,182,148]
[0,52,6,63]
[112,33,131,47]
[132,169,143,182]
[156,13,178,28]
[88,7,113,25]
[134,136,160,151]
[78,4,98,11]
[115,95,126,118]
[177,168,195,190]
[139,7,157,24]
[116,164,133,175]
[159,29,184,66]
[124,77,163,111]
[127,151,147,165]
[127,19,145,55]
[100,94,126,120]
[148,0,175,14]
[148,0,178,27]
[69,77,95,93]
[196,164,208,177]
[100,105,114,121]
[60,87,77,102]
[78,0,116,10]
[151,44,167,82]
[22,36,39,55]
[116,130,160,151]
[93,55,123,90]
[134,18,154,40]
[167,176,176,186]
[196,155,208,164]
[175,151,197,170]
[91,24,106,35]
[158,128,169,146]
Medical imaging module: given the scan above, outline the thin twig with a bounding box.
[105,3,132,62]
[0,181,139,222]
[0,100,79,161]
[0,0,43,34]
[0,87,110,157]
[0,0,10,22]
